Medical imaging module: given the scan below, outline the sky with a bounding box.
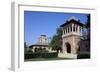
[24,11,89,46]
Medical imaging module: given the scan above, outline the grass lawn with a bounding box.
[24,57,75,62]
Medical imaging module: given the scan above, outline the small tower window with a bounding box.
[70,25,72,32]
[67,27,69,33]
[66,28,67,33]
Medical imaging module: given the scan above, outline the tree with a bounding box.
[81,14,90,40]
[50,28,62,53]
[24,42,29,54]
[86,14,90,51]
[24,42,27,48]
[86,14,90,28]
[86,14,90,40]
[78,14,90,53]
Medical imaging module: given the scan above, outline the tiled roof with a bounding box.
[60,19,84,27]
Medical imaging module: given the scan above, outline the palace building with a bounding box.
[29,35,55,53]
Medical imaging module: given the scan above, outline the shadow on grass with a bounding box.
[24,57,75,62]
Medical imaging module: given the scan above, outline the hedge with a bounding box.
[41,52,58,58]
[25,52,58,59]
[77,53,90,59]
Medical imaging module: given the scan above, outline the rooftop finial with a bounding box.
[67,16,78,21]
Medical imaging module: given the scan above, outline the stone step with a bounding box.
[58,53,77,59]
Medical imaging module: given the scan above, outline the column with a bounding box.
[67,27,68,33]
[72,24,74,32]
[64,29,66,34]
[74,25,76,32]
[78,26,80,33]
[63,29,65,35]
[62,38,65,53]
[69,25,71,33]
[65,28,67,34]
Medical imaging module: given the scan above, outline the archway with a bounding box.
[66,43,71,53]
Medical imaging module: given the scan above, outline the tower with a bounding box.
[60,16,84,55]
[38,35,48,45]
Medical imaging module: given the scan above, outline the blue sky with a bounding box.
[24,11,89,46]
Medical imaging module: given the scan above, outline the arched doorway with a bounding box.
[66,43,71,53]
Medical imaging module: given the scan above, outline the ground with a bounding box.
[25,57,75,62]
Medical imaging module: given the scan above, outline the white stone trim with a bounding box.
[62,32,80,38]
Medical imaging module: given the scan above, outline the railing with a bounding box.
[62,32,81,37]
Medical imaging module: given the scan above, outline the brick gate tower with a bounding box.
[59,16,84,58]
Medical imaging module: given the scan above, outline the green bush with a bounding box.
[25,52,40,59]
[42,52,58,58]
[77,53,90,59]
[25,52,58,59]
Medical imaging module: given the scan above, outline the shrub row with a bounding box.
[77,53,90,59]
[25,52,58,59]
